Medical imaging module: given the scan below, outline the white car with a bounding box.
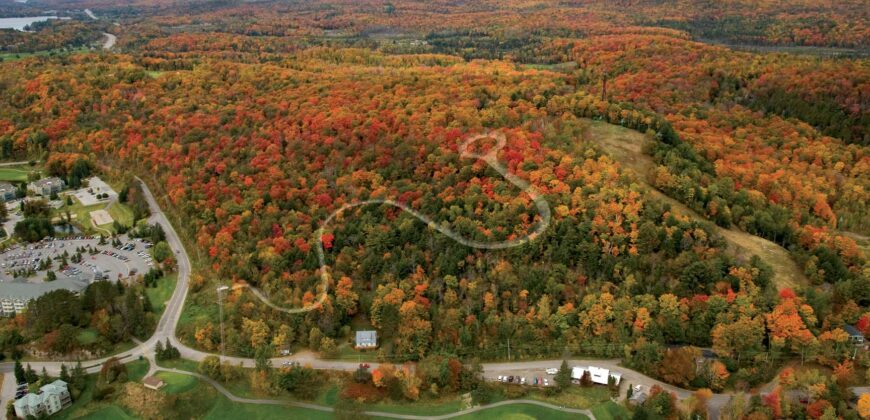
[543,379,550,386]
[520,377,526,385]
[546,368,558,375]
[497,375,504,382]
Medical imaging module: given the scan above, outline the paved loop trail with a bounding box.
[243,131,552,313]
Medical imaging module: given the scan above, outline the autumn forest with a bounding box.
[0,0,868,419]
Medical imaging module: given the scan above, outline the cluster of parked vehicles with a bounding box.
[14,382,27,400]
[497,375,550,386]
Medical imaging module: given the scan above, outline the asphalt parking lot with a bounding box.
[484,367,559,387]
[0,234,155,283]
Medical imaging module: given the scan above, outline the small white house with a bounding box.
[355,330,378,349]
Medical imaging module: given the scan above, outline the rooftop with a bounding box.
[29,177,64,189]
[0,276,91,301]
[844,325,864,337]
[355,330,377,346]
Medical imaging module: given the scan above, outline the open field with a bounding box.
[582,119,808,290]
[146,273,178,316]
[0,167,30,182]
[156,371,198,394]
[453,404,590,420]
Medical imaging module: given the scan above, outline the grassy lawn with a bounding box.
[335,342,379,361]
[204,397,334,420]
[156,357,200,373]
[126,359,150,382]
[528,385,612,409]
[78,405,136,419]
[77,328,100,346]
[56,195,110,234]
[591,401,631,420]
[0,167,31,182]
[157,371,199,394]
[107,201,135,227]
[364,398,466,416]
[454,403,589,420]
[146,273,178,316]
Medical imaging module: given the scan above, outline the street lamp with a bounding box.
[216,286,229,360]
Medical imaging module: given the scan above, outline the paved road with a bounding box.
[0,178,734,419]
[102,33,116,50]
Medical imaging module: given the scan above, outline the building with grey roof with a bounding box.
[0,275,91,316]
[355,330,378,349]
[13,379,71,418]
[27,177,65,197]
[0,182,16,201]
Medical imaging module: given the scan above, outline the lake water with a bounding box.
[0,16,68,31]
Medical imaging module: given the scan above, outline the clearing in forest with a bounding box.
[581,119,808,290]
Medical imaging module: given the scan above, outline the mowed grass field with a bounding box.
[0,167,31,182]
[453,404,590,420]
[156,371,199,394]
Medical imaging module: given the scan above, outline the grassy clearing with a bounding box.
[454,403,589,420]
[146,70,166,78]
[335,342,379,361]
[528,385,611,409]
[157,371,199,394]
[0,167,31,182]
[77,328,100,346]
[56,195,109,234]
[591,401,631,420]
[582,119,808,289]
[127,359,150,382]
[77,405,136,420]
[145,273,177,316]
[106,201,135,227]
[156,357,200,373]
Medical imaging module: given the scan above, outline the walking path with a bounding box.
[241,131,551,313]
[152,365,596,419]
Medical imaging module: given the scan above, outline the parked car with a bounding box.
[545,368,558,375]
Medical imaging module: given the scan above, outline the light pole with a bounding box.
[216,285,229,360]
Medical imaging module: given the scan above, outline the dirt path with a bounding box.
[582,120,807,290]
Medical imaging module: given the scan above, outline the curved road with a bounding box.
[0,175,729,418]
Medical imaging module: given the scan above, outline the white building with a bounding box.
[570,365,622,386]
[13,380,72,418]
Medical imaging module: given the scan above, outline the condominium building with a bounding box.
[13,380,72,418]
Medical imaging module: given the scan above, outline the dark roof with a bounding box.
[844,325,864,337]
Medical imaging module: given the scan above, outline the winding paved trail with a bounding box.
[243,131,551,313]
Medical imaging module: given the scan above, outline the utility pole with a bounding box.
[216,285,229,360]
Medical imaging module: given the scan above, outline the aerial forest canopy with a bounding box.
[0,0,867,412]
